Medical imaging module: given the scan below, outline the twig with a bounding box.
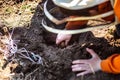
[81,74,84,80]
[24,67,39,80]
[88,63,95,75]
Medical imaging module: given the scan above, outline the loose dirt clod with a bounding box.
[0,0,120,80]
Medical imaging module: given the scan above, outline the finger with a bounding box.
[72,60,87,64]
[72,67,84,72]
[71,64,80,68]
[56,38,63,45]
[86,48,98,58]
[72,64,89,72]
[76,71,90,77]
[65,39,70,46]
[72,64,89,68]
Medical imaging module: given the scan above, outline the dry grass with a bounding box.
[0,0,42,80]
[0,0,42,28]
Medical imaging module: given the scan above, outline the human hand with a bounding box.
[56,33,72,46]
[72,48,101,76]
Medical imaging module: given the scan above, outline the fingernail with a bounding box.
[77,74,81,77]
[72,69,75,72]
[86,48,89,50]
[56,40,58,44]
[72,61,75,64]
[77,73,83,77]
[71,65,74,68]
[86,48,91,50]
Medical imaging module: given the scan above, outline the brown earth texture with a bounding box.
[0,0,120,80]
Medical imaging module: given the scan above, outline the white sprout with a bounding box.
[17,48,43,64]
[0,27,43,65]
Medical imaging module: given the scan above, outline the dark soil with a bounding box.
[1,0,120,80]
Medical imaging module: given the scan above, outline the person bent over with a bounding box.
[72,0,120,76]
[56,0,114,46]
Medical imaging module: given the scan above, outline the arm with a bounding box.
[114,0,120,21]
[65,16,88,30]
[56,1,114,46]
[101,54,120,74]
[72,48,120,76]
[101,0,120,73]
[56,16,88,46]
